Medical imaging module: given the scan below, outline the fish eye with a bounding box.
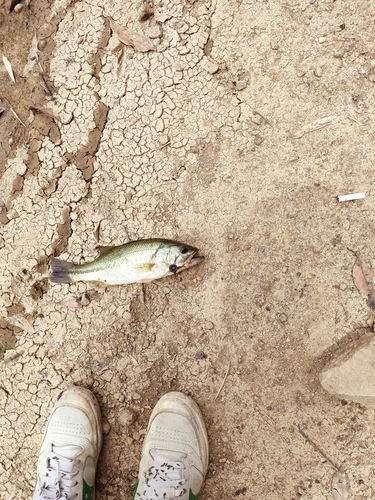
[180,247,188,254]
[169,264,178,273]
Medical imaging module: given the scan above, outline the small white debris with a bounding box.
[317,37,326,43]
[235,80,247,91]
[3,56,15,83]
[205,59,219,74]
[332,470,350,500]
[251,114,262,125]
[338,192,365,202]
[314,66,322,77]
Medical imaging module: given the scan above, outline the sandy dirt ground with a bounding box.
[1,0,375,498]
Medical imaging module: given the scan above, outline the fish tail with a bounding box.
[50,258,73,283]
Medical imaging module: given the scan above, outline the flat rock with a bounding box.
[320,332,375,407]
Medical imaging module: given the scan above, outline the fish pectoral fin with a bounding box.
[134,263,156,272]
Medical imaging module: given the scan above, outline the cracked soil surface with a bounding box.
[2,0,375,498]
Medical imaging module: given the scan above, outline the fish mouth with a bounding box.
[177,252,204,272]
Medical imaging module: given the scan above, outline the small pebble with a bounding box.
[102,419,111,434]
[206,60,219,74]
[254,135,263,145]
[195,350,207,359]
[307,273,315,279]
[318,37,326,43]
[39,39,47,49]
[271,41,279,50]
[118,408,134,427]
[314,66,322,77]
[205,321,214,330]
[339,283,347,291]
[80,293,90,306]
[340,23,346,30]
[279,313,288,323]
[333,49,344,58]
[14,3,24,12]
[236,81,247,91]
[227,233,234,239]
[251,114,262,125]
[111,392,124,403]
[159,134,170,146]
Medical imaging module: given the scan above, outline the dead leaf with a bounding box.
[30,106,61,122]
[57,297,82,308]
[39,74,52,96]
[11,277,26,300]
[332,470,350,500]
[23,33,39,77]
[290,115,337,139]
[106,16,156,52]
[3,350,24,365]
[10,277,35,314]
[7,314,34,333]
[353,256,374,296]
[3,56,15,83]
[94,221,101,242]
[352,256,375,309]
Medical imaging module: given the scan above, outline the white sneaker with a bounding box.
[33,386,102,500]
[134,392,209,500]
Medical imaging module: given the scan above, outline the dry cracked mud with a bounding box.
[1,0,375,498]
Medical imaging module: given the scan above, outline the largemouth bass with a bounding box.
[50,238,203,285]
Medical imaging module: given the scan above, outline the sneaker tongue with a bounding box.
[52,443,83,459]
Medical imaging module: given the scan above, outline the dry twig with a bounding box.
[293,424,339,470]
[214,362,230,401]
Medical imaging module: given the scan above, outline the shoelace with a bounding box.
[35,452,81,500]
[136,461,188,500]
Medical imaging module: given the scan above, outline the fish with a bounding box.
[50,238,203,285]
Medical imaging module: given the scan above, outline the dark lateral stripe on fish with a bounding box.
[50,258,73,283]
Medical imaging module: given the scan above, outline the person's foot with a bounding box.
[134,392,209,500]
[33,386,102,500]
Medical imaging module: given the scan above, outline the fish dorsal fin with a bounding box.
[96,245,116,256]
